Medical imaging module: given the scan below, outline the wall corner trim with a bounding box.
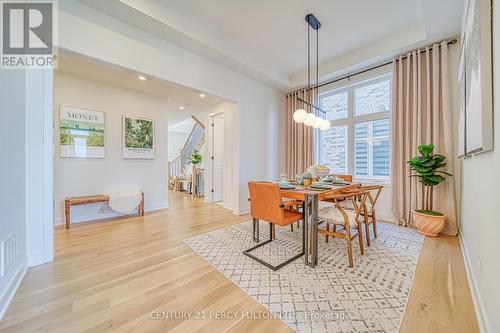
[458,233,489,332]
[0,261,28,321]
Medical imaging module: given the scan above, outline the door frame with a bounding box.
[208,110,225,203]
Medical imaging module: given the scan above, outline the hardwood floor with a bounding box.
[0,191,478,332]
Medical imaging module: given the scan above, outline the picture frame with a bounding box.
[122,115,155,159]
[459,0,494,157]
[59,105,105,158]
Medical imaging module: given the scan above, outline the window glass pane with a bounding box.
[355,119,390,178]
[320,91,348,120]
[354,79,390,116]
[373,139,390,177]
[373,118,390,176]
[355,123,368,176]
[373,118,390,137]
[320,125,347,174]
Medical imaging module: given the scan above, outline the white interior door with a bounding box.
[211,113,224,202]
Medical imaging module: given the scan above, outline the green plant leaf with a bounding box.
[436,170,453,177]
[421,159,436,167]
[434,162,447,168]
[418,144,434,157]
[427,175,446,183]
[413,165,433,174]
[434,154,446,164]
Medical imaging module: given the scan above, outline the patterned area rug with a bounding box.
[184,221,423,333]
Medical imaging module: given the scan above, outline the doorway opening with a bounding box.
[54,50,238,234]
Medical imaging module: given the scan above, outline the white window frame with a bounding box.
[317,72,392,185]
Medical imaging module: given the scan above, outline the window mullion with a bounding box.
[347,86,355,176]
[368,122,374,177]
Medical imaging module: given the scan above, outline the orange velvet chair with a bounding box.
[244,181,304,270]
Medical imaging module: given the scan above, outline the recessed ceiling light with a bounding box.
[138,76,146,81]
[179,106,184,110]
[199,93,205,98]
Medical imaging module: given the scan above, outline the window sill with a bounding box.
[353,177,391,186]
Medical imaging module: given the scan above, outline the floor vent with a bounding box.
[0,233,17,277]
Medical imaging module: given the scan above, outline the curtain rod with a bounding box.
[288,38,458,95]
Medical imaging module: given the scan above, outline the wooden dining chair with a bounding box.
[317,189,368,267]
[245,181,305,270]
[335,174,353,182]
[356,185,383,246]
[335,185,383,246]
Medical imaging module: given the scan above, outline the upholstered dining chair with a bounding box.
[317,189,368,267]
[245,181,305,270]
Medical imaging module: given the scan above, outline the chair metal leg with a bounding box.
[252,218,259,243]
[325,222,330,243]
[243,222,305,271]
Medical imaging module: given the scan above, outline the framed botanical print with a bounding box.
[122,116,155,159]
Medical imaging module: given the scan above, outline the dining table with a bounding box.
[280,182,360,268]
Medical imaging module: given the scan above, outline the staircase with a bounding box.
[168,116,205,187]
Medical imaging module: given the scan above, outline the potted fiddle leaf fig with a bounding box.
[408,144,452,236]
[190,150,202,166]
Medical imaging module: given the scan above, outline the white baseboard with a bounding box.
[28,252,52,267]
[0,258,27,321]
[54,204,169,225]
[238,207,250,215]
[458,233,489,332]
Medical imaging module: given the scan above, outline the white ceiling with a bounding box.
[56,51,228,126]
[168,118,194,134]
[79,0,464,90]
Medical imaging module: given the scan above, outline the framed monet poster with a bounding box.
[122,116,155,159]
[59,106,105,158]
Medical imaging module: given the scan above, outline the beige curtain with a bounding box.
[391,41,458,235]
[286,89,316,178]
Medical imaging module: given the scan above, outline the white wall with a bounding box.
[0,70,28,318]
[54,72,168,224]
[58,0,286,214]
[25,69,54,267]
[167,131,189,162]
[459,1,500,331]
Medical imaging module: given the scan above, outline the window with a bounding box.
[320,125,347,174]
[318,75,391,182]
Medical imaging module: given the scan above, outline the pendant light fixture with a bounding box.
[293,14,330,132]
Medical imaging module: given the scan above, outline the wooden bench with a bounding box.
[64,192,144,229]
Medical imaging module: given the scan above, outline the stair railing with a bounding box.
[168,116,205,185]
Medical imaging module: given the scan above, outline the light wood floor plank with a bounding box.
[1,191,478,332]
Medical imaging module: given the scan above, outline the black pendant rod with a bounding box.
[304,13,322,115]
[307,23,311,112]
[316,27,319,115]
[297,97,327,114]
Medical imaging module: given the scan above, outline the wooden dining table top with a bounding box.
[280,182,360,201]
